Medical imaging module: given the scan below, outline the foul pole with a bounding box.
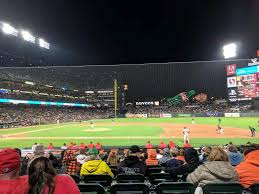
[114,79,117,118]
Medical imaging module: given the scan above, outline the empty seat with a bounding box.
[202,183,244,194]
[155,182,195,194]
[146,167,162,177]
[78,184,105,194]
[149,173,177,185]
[110,183,150,194]
[83,175,112,187]
[116,173,145,183]
[250,183,259,194]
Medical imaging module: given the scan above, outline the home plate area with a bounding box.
[84,128,112,132]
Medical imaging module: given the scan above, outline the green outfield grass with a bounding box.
[0,117,258,148]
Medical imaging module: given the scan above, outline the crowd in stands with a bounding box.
[0,141,258,194]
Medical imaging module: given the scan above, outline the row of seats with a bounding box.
[77,182,259,194]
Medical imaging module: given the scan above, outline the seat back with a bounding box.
[203,183,244,194]
[70,174,81,184]
[146,167,162,177]
[110,183,150,194]
[149,173,177,185]
[116,173,145,183]
[155,182,195,194]
[78,184,105,194]
[250,183,259,194]
[83,175,112,187]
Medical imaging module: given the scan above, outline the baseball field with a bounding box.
[0,117,258,148]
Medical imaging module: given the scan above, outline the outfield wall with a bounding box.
[125,112,259,118]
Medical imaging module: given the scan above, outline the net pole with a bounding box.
[114,79,117,119]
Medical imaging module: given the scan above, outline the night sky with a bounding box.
[0,0,259,65]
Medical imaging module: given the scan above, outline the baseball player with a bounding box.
[216,125,224,134]
[90,121,94,130]
[182,127,190,142]
[249,126,256,137]
[191,118,195,124]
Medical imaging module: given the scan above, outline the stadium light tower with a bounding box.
[38,38,50,49]
[21,30,35,43]
[1,22,18,36]
[223,43,237,59]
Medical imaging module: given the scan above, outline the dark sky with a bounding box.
[0,0,259,65]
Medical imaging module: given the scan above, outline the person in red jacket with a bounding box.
[169,140,176,149]
[88,141,94,149]
[80,142,86,149]
[145,140,153,149]
[28,156,80,194]
[146,149,158,166]
[235,144,259,188]
[47,143,54,149]
[183,140,192,148]
[68,142,74,149]
[72,143,79,150]
[159,141,167,149]
[95,142,102,150]
[0,148,28,194]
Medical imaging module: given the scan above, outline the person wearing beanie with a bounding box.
[227,145,243,166]
[80,148,113,177]
[117,145,147,175]
[0,148,28,194]
[159,141,167,149]
[158,148,171,166]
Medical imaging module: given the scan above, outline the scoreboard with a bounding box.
[227,64,259,101]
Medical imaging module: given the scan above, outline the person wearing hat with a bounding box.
[0,148,28,194]
[80,148,114,177]
[117,145,147,175]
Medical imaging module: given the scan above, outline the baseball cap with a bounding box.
[0,148,20,174]
[33,144,45,156]
[129,145,140,153]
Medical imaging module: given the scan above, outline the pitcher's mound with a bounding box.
[84,128,112,132]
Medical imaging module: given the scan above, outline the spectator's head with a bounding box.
[63,143,66,146]
[147,140,151,144]
[184,140,189,144]
[163,148,170,157]
[243,144,259,156]
[0,148,21,180]
[208,147,229,162]
[87,148,100,160]
[49,143,52,146]
[202,146,212,156]
[129,145,141,155]
[14,148,22,157]
[170,148,179,157]
[28,156,56,194]
[228,145,238,153]
[33,144,45,157]
[184,148,199,164]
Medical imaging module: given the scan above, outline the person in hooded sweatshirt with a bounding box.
[158,148,171,166]
[235,144,259,189]
[227,145,243,166]
[80,148,114,177]
[187,147,239,194]
[117,145,146,175]
[164,148,199,177]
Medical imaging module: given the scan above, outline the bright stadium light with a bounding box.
[1,22,18,36]
[21,30,35,43]
[223,43,237,59]
[38,38,50,49]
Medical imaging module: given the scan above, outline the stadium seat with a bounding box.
[77,184,105,194]
[110,183,150,194]
[83,175,113,187]
[70,174,81,184]
[250,183,259,194]
[149,173,177,185]
[155,182,195,194]
[116,173,145,183]
[202,183,244,194]
[146,167,163,177]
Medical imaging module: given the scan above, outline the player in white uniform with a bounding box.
[216,125,224,134]
[182,127,190,142]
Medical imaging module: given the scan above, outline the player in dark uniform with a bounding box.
[218,118,221,124]
[249,126,256,137]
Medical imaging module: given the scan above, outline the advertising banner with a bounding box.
[177,114,192,117]
[160,113,172,118]
[148,114,160,118]
[224,113,240,117]
[226,64,236,76]
[125,113,148,118]
[236,66,259,76]
[227,77,237,88]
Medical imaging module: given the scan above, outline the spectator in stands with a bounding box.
[145,140,153,149]
[159,141,167,149]
[80,142,86,149]
[47,143,54,149]
[168,140,176,149]
[72,143,79,150]
[235,144,259,188]
[87,141,94,149]
[199,146,212,163]
[80,148,114,177]
[167,148,183,168]
[187,147,239,194]
[158,148,171,166]
[28,156,80,194]
[117,145,146,175]
[164,148,199,177]
[68,142,73,149]
[46,152,59,168]
[61,143,67,150]
[176,149,185,162]
[183,140,192,148]
[95,142,102,150]
[76,149,87,165]
[62,150,80,175]
[146,149,158,166]
[227,145,243,166]
[107,151,119,166]
[0,148,28,194]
